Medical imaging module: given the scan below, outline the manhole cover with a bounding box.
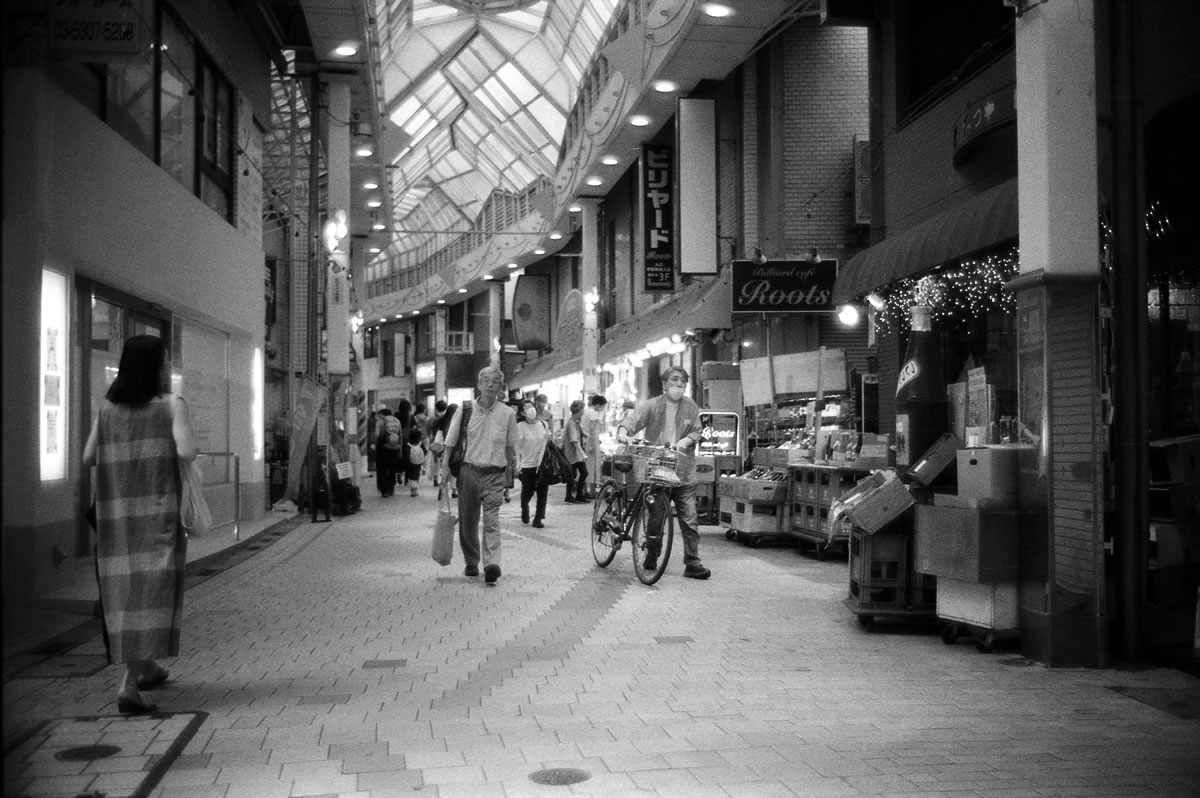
[529,768,590,785]
[55,744,121,761]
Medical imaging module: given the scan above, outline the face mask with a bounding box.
[666,386,684,401]
[524,408,537,421]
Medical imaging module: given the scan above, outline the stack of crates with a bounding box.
[717,468,790,538]
[847,527,936,616]
[790,465,861,544]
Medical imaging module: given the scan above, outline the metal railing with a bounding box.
[197,451,241,540]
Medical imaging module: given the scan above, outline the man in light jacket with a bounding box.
[616,366,711,580]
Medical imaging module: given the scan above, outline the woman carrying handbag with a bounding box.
[516,398,551,528]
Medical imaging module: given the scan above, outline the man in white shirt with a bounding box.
[441,366,518,585]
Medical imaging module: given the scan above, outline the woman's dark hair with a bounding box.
[106,335,168,405]
[396,398,412,429]
[437,404,458,435]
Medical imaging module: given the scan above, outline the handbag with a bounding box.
[431,489,457,566]
[447,401,472,478]
[537,440,573,486]
[180,459,213,535]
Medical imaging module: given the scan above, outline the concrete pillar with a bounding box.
[579,199,601,396]
[1011,0,1107,666]
[325,80,354,484]
[488,284,503,370]
[435,307,448,400]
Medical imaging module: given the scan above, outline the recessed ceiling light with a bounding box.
[701,3,733,18]
[437,299,446,304]
[369,247,381,253]
[334,44,358,57]
[355,145,373,157]
[629,114,651,127]
[373,223,385,231]
[549,232,563,240]
[507,262,519,269]
[586,176,603,186]
[601,155,619,165]
[653,79,678,93]
[394,314,403,319]
[379,318,387,322]
[363,181,378,190]
[534,248,546,255]
[367,200,381,208]
[457,288,467,293]
[483,274,495,280]
[412,310,420,316]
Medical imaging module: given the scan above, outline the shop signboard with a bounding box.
[641,145,675,291]
[512,274,551,350]
[698,411,740,456]
[48,0,149,62]
[730,259,838,314]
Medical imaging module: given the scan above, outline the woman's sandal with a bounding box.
[136,666,170,690]
[117,694,158,715]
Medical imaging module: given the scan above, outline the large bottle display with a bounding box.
[895,305,948,468]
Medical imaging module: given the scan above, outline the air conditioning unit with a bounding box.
[853,134,872,226]
[444,331,474,353]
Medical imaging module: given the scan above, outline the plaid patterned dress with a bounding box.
[92,396,185,663]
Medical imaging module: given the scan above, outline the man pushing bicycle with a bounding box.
[615,366,712,580]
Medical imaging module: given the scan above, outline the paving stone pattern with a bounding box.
[4,489,1200,797]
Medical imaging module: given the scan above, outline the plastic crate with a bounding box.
[850,531,908,589]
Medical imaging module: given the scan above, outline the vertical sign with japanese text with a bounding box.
[641,145,675,291]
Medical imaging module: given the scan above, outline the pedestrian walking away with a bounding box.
[375,407,402,497]
[82,334,199,714]
[516,398,551,528]
[441,366,518,585]
[563,398,590,503]
[617,365,711,580]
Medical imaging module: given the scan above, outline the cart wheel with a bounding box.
[975,633,995,653]
[725,529,736,540]
[940,624,960,645]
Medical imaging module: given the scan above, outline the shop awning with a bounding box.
[833,179,1019,304]
[598,271,732,363]
[508,354,582,391]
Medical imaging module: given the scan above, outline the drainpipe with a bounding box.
[1110,0,1146,661]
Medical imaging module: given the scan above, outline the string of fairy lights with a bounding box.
[874,246,1020,338]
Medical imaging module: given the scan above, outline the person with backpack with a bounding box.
[375,407,402,497]
[404,426,425,497]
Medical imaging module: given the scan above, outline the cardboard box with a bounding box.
[841,473,914,534]
[957,446,1019,503]
[856,433,892,469]
[907,433,961,486]
[937,576,1019,630]
[694,455,716,484]
[915,504,1020,583]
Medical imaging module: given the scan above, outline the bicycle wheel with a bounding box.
[631,487,674,585]
[591,479,623,567]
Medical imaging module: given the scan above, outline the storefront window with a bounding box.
[105,60,155,159]
[160,9,196,191]
[176,319,231,484]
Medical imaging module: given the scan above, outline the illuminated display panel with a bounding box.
[40,269,69,480]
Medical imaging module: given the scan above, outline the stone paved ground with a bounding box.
[4,486,1200,797]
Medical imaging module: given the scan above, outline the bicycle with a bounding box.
[590,442,680,585]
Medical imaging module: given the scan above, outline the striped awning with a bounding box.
[833,179,1018,304]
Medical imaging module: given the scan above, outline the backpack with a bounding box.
[382,416,402,449]
[409,444,425,466]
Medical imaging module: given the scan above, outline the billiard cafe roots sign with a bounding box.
[730,259,838,314]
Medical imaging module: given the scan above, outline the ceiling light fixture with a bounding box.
[701,3,733,18]
[653,80,678,93]
[601,155,619,165]
[373,223,385,231]
[586,176,603,186]
[534,248,546,255]
[568,204,582,213]
[507,262,519,269]
[457,288,467,293]
[369,247,381,254]
[355,143,373,157]
[367,199,381,208]
[549,232,563,240]
[334,44,358,57]
[437,299,446,304]
[629,114,651,127]
[363,180,378,190]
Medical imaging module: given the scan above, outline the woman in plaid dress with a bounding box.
[83,335,198,714]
